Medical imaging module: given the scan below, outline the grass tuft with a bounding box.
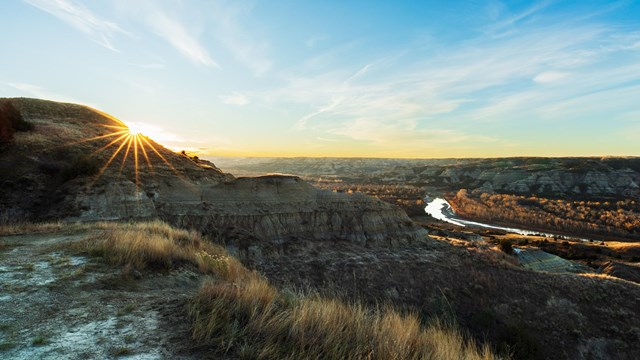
[31,335,48,346]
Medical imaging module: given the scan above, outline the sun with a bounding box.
[67,119,184,189]
[126,121,154,137]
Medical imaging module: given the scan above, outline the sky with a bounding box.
[1,0,639,158]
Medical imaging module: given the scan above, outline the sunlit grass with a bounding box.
[190,275,499,360]
[6,220,501,358]
[0,221,75,236]
[69,220,231,274]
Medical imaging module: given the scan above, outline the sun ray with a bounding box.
[62,130,129,147]
[93,133,132,182]
[136,135,153,172]
[75,122,194,193]
[140,136,179,174]
[92,132,130,156]
[119,135,135,174]
[99,124,129,130]
[133,134,139,186]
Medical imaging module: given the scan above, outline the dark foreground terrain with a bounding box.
[1,98,640,359]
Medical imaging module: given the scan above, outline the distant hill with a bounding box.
[210,156,640,199]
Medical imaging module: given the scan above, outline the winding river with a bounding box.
[424,197,590,241]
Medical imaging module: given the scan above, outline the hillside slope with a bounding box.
[0,98,425,247]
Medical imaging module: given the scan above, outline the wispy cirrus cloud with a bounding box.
[113,0,218,68]
[486,0,552,34]
[255,8,640,153]
[207,1,272,75]
[144,10,219,68]
[533,71,570,83]
[23,0,125,51]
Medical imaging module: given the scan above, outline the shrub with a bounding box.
[499,240,514,255]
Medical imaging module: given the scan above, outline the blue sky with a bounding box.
[1,0,639,158]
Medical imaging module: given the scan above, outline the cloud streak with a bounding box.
[255,11,640,154]
[207,2,271,75]
[23,0,125,51]
[145,10,219,68]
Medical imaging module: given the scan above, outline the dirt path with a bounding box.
[0,232,210,359]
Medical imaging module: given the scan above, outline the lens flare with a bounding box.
[76,119,188,189]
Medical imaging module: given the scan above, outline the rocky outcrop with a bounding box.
[67,174,424,249]
[0,98,426,247]
[165,176,422,247]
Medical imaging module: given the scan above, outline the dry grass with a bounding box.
[190,275,499,360]
[578,273,629,282]
[70,220,234,274]
[0,219,248,277]
[0,220,116,236]
[13,122,83,148]
[0,221,70,236]
[9,219,500,358]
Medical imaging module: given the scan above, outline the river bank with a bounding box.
[424,197,596,241]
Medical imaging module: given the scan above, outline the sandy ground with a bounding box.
[0,232,211,359]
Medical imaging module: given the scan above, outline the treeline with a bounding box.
[314,182,426,216]
[449,189,640,240]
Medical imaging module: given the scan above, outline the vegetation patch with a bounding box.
[189,274,497,359]
[31,335,48,346]
[0,221,68,236]
[29,220,500,359]
[117,303,138,317]
[68,221,243,276]
[449,189,640,241]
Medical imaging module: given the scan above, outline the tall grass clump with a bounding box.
[72,220,236,274]
[189,276,499,360]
